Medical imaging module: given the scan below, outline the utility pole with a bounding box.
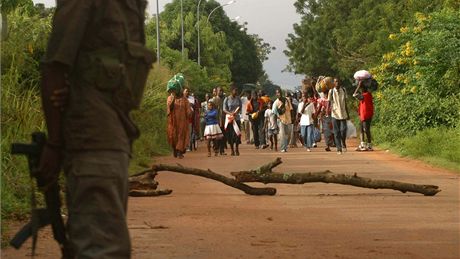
[156,0,161,64]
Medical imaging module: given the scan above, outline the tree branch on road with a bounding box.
[129,158,441,196]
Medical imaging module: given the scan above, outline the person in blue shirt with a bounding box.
[203,101,224,157]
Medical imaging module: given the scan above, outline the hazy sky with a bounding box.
[33,0,304,89]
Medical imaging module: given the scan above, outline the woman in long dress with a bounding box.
[167,88,192,159]
[223,86,242,156]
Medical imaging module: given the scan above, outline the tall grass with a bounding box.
[1,58,46,247]
[373,125,460,172]
[1,10,51,246]
[130,64,173,173]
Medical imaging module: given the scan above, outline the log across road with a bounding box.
[2,142,459,258]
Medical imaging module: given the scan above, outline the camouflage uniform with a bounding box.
[44,0,152,257]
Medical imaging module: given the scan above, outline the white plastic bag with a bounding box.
[346,120,357,139]
[353,70,372,80]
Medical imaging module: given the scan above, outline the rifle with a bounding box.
[10,132,72,258]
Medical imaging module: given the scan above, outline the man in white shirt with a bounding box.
[273,88,293,153]
[328,78,349,154]
[298,91,316,152]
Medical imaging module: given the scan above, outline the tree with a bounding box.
[1,0,34,39]
[285,0,454,80]
[146,0,232,93]
[371,8,460,136]
[201,1,269,85]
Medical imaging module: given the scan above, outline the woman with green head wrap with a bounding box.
[166,73,192,158]
[166,73,185,95]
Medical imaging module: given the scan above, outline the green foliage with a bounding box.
[1,0,34,13]
[374,126,460,172]
[145,10,231,96]
[1,8,50,225]
[130,65,173,173]
[1,7,52,88]
[286,0,453,78]
[157,0,232,84]
[372,9,460,135]
[160,0,265,86]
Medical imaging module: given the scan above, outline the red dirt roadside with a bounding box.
[2,141,459,258]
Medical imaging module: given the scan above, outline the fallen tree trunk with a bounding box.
[230,158,440,196]
[129,158,441,196]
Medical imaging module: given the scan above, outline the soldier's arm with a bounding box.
[39,62,69,182]
[41,62,69,147]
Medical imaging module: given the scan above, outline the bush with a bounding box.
[1,9,51,246]
[130,64,173,172]
[372,8,460,136]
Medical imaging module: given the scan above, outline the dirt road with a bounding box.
[2,141,459,258]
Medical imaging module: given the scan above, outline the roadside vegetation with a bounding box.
[286,0,459,172]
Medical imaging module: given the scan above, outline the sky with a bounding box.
[33,0,305,89]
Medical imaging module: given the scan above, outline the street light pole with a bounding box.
[181,0,184,60]
[198,0,235,66]
[206,0,235,23]
[197,0,203,66]
[155,0,160,64]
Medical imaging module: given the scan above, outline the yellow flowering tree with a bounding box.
[371,9,460,139]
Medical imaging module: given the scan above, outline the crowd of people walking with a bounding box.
[166,76,374,159]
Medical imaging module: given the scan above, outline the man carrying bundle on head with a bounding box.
[353,81,374,151]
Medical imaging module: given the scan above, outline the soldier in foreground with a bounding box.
[39,0,153,257]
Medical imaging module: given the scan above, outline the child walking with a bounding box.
[264,101,279,151]
[204,101,224,156]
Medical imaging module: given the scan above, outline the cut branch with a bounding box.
[129,158,441,197]
[129,170,159,190]
[230,158,441,196]
[151,164,276,196]
[129,189,173,197]
[129,169,172,197]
